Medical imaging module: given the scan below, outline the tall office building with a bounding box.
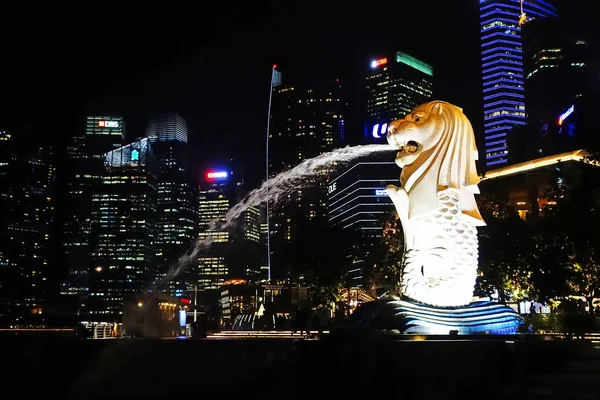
[480,0,557,167]
[268,78,345,275]
[146,112,188,143]
[364,51,433,143]
[61,116,124,314]
[0,127,55,319]
[87,138,157,320]
[146,113,197,296]
[521,14,594,157]
[194,167,261,295]
[327,156,398,286]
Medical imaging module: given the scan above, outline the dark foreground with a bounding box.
[3,333,600,400]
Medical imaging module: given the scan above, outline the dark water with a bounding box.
[2,332,597,400]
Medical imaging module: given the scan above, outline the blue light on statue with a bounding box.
[130,149,140,162]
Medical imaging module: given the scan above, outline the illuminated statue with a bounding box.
[385,101,484,307]
[350,101,524,334]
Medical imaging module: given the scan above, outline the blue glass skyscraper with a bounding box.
[480,0,557,167]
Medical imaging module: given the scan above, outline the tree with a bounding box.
[476,190,534,303]
[364,211,404,294]
[531,162,600,311]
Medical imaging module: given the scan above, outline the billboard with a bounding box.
[364,121,389,143]
[98,120,119,128]
[206,171,228,180]
[370,58,388,68]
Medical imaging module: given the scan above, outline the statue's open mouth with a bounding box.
[396,140,421,157]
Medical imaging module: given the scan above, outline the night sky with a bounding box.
[1,0,482,186]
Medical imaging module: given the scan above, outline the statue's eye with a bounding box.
[415,117,421,122]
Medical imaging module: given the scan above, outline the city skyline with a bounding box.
[1,0,598,326]
[0,0,483,188]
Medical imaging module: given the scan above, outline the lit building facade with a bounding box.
[61,116,124,315]
[146,112,188,143]
[146,113,197,297]
[364,51,433,144]
[521,15,593,157]
[268,77,345,277]
[194,167,262,303]
[480,0,557,167]
[0,128,55,319]
[327,156,398,286]
[196,169,232,292]
[87,138,157,321]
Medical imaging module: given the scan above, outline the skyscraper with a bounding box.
[87,138,157,320]
[364,51,433,143]
[194,167,261,303]
[327,157,398,286]
[268,78,345,275]
[61,116,124,315]
[0,127,55,320]
[146,113,197,296]
[522,14,593,157]
[480,0,557,167]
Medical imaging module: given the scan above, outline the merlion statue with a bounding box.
[350,100,524,334]
[385,100,484,307]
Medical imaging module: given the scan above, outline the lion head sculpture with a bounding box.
[386,101,484,225]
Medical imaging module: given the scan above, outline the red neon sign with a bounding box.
[180,298,191,305]
[375,58,388,66]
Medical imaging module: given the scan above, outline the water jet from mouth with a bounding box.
[155,144,393,290]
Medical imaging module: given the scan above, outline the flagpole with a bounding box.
[265,64,276,282]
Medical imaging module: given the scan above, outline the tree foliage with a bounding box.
[364,211,404,294]
[477,163,600,312]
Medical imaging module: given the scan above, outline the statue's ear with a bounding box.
[431,102,443,114]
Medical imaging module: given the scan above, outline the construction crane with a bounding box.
[518,0,527,26]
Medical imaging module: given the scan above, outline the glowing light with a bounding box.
[179,310,187,327]
[180,298,191,305]
[130,149,140,161]
[482,149,598,181]
[371,122,388,139]
[374,189,388,196]
[223,279,246,285]
[98,120,119,128]
[273,64,277,69]
[370,58,388,68]
[328,182,337,194]
[396,51,433,76]
[206,171,228,179]
[558,105,574,125]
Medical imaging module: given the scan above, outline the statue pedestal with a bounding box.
[351,298,524,335]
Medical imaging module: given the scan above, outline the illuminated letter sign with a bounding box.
[558,105,574,125]
[98,120,119,128]
[372,123,388,139]
[370,58,388,68]
[328,182,337,194]
[375,189,388,196]
[130,149,140,162]
[206,171,228,179]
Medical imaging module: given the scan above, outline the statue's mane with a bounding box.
[400,101,484,225]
